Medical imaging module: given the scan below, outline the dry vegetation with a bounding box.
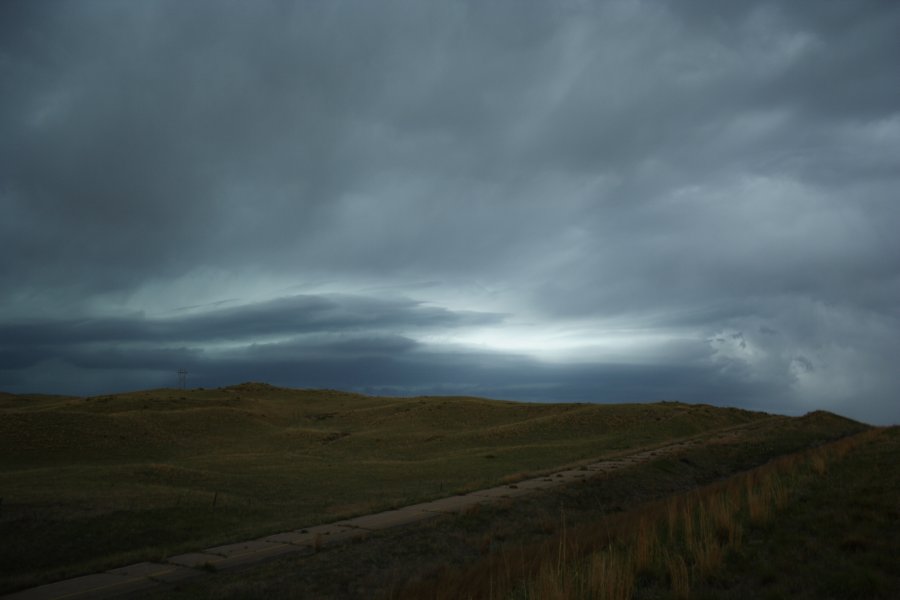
[1,383,766,593]
[394,427,897,600]
[2,383,885,598]
[125,408,874,600]
[520,430,881,599]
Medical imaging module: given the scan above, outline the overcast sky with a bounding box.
[2,0,898,424]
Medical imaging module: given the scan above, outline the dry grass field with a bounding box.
[0,383,872,596]
[131,409,877,599]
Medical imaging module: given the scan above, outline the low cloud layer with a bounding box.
[2,1,898,424]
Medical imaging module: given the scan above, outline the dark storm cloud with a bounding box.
[0,294,503,382]
[1,1,899,424]
[0,294,501,347]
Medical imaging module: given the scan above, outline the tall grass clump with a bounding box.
[586,549,634,600]
[665,552,690,599]
[630,516,657,575]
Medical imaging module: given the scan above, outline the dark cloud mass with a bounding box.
[2,0,898,424]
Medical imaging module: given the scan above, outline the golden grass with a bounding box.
[808,447,829,475]
[631,516,656,575]
[665,552,690,599]
[587,550,634,600]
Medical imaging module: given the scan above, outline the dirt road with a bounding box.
[2,423,763,600]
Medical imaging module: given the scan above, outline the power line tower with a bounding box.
[177,369,188,390]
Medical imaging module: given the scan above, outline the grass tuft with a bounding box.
[666,552,690,599]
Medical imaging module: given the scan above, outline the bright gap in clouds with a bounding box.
[429,321,690,364]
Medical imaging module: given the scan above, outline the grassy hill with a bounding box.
[128,411,878,600]
[0,383,865,594]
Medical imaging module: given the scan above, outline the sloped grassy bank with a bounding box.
[393,410,878,599]
[460,427,895,600]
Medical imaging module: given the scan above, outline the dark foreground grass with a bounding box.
[702,425,900,599]
[390,426,897,600]
[1,383,778,594]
